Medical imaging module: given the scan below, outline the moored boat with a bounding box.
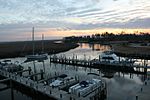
[0,60,23,72]
[69,79,103,97]
[92,50,135,72]
[99,50,135,63]
[25,27,48,62]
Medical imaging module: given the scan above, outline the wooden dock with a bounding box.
[49,55,149,74]
[0,69,107,100]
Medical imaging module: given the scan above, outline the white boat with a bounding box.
[69,79,102,97]
[49,74,74,87]
[50,80,63,87]
[25,27,48,62]
[98,50,135,64]
[92,50,135,72]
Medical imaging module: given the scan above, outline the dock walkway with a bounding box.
[50,55,149,74]
[0,69,106,100]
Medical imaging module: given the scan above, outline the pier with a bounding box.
[49,54,149,74]
[0,68,107,100]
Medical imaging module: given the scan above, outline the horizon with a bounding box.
[0,0,150,42]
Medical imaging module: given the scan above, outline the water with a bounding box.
[0,43,149,100]
[0,83,32,100]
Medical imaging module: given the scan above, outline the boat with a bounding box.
[26,53,48,62]
[25,27,48,62]
[92,50,135,72]
[98,50,135,64]
[0,60,23,72]
[69,79,103,97]
[49,74,74,87]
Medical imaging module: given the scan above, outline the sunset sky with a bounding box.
[0,0,150,41]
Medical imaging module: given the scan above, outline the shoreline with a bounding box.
[112,44,150,59]
[76,41,150,60]
[0,40,79,59]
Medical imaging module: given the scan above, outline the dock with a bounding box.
[0,68,107,100]
[49,55,149,74]
[0,78,10,83]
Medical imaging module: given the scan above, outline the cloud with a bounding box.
[0,0,150,41]
[66,18,150,30]
[0,0,150,25]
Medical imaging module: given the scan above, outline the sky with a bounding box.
[0,0,150,41]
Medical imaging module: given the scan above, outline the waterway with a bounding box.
[0,43,149,100]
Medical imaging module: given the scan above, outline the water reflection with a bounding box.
[100,69,116,79]
[0,83,32,100]
[79,43,110,51]
[106,75,142,100]
[0,43,148,100]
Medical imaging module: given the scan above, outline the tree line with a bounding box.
[63,32,150,43]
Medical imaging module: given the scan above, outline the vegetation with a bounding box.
[0,40,79,59]
[63,32,150,43]
[112,44,150,59]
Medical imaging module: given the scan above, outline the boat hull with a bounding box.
[25,54,48,62]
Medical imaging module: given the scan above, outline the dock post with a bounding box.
[60,94,62,98]
[119,56,120,63]
[28,67,31,75]
[40,69,44,80]
[33,61,37,81]
[84,54,86,66]
[69,57,70,64]
[64,55,66,63]
[30,72,33,80]
[144,64,147,80]
[42,61,45,73]
[10,80,14,100]
[130,73,132,79]
[136,95,138,100]
[76,55,77,64]
[54,63,56,69]
[89,67,92,72]
[33,61,36,73]
[49,56,51,68]
[19,72,22,76]
[122,72,124,77]
[70,97,72,100]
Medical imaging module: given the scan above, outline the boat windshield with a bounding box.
[103,51,114,55]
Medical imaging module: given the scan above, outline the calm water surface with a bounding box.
[0,43,149,100]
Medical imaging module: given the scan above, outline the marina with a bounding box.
[0,43,149,100]
[0,0,150,99]
[49,52,149,74]
[0,66,107,100]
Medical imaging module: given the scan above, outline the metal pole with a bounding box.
[42,34,44,52]
[32,27,35,55]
